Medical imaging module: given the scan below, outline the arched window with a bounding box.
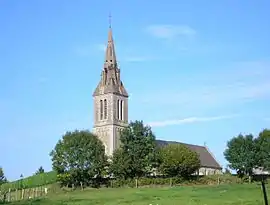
[104,99,107,119]
[117,100,120,119]
[121,100,124,120]
[100,100,103,120]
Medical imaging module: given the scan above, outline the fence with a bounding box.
[0,185,48,203]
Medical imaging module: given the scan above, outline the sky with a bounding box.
[0,0,270,181]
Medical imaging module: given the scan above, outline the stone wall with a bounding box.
[198,167,222,176]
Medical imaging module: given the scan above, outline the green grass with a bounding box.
[7,183,270,205]
[0,171,57,192]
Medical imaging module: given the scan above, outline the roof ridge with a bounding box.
[157,139,205,148]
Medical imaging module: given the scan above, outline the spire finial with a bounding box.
[109,12,112,28]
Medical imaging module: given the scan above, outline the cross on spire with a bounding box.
[104,14,117,68]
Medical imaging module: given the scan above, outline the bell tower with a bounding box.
[92,23,128,156]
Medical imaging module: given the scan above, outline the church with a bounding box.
[92,25,222,176]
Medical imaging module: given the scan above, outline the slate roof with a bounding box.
[156,140,222,169]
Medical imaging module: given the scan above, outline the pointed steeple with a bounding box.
[104,15,117,69]
[92,17,128,97]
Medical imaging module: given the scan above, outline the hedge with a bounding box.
[109,175,241,188]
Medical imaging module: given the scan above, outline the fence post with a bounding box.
[80,182,83,190]
[135,179,138,188]
[40,186,42,197]
[8,188,11,202]
[217,177,220,185]
[21,189,24,200]
[170,178,172,187]
[16,189,18,201]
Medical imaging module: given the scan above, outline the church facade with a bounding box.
[92,26,222,175]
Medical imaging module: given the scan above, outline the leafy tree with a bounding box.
[109,149,130,179]
[50,130,108,187]
[255,129,270,171]
[110,120,159,179]
[35,166,45,175]
[159,144,200,178]
[224,134,257,176]
[0,167,7,185]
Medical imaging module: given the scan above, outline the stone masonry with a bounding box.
[92,26,128,156]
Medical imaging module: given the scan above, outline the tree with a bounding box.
[224,134,257,176]
[255,129,270,171]
[50,130,108,187]
[110,120,159,179]
[159,144,200,178]
[35,166,45,175]
[108,149,130,179]
[0,167,7,185]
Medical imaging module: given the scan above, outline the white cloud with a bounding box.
[139,60,270,108]
[148,115,237,127]
[146,24,196,39]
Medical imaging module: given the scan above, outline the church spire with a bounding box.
[104,14,117,68]
[93,17,128,98]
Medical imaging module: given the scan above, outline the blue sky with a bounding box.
[1,0,270,180]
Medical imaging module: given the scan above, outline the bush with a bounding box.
[109,175,240,188]
[108,176,227,188]
[159,144,200,178]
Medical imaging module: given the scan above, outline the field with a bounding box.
[0,171,57,191]
[6,183,269,205]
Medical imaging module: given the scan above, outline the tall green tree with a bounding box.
[159,144,200,178]
[109,149,130,179]
[50,130,108,187]
[110,120,159,179]
[224,134,257,176]
[255,129,270,171]
[0,167,7,185]
[35,166,45,175]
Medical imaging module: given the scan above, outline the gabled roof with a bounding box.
[156,140,222,169]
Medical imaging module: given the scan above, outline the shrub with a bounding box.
[110,175,240,188]
[159,144,200,178]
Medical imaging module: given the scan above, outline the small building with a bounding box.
[156,140,223,175]
[253,167,270,175]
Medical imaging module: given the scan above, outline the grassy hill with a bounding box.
[6,183,270,205]
[0,171,57,192]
